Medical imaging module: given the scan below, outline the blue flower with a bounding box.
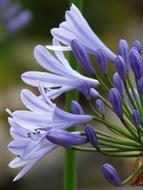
[8,119,87,181]
[22,44,98,99]
[50,4,116,61]
[7,88,92,181]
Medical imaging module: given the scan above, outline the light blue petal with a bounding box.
[13,144,57,181]
[21,89,52,113]
[22,71,78,87]
[9,157,28,168]
[8,139,30,155]
[34,45,76,78]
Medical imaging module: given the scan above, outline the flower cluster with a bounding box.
[0,0,32,35]
[8,4,143,186]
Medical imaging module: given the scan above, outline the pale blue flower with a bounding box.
[8,118,87,181]
[22,44,98,99]
[50,4,116,61]
[7,87,92,180]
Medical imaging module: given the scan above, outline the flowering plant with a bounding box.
[8,3,143,187]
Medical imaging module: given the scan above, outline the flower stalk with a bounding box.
[64,1,83,190]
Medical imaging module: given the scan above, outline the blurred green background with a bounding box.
[1,0,143,189]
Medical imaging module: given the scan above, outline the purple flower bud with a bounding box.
[114,55,126,81]
[113,72,124,96]
[84,125,99,149]
[71,39,95,74]
[118,39,129,67]
[137,77,143,96]
[71,100,84,115]
[133,40,142,55]
[80,82,91,99]
[46,129,87,148]
[132,110,141,128]
[129,49,143,79]
[101,164,122,186]
[90,88,99,99]
[6,10,32,34]
[95,99,104,115]
[109,88,123,119]
[95,48,108,74]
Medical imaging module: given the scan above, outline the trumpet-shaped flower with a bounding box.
[22,44,98,99]
[50,4,116,61]
[7,88,92,181]
[8,118,87,181]
[10,88,93,131]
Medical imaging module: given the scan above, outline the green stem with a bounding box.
[93,116,135,140]
[127,75,143,125]
[88,100,102,117]
[93,73,109,92]
[97,134,140,147]
[72,146,143,157]
[96,129,140,147]
[98,140,143,151]
[105,74,113,88]
[121,119,139,142]
[64,2,83,190]
[124,81,136,109]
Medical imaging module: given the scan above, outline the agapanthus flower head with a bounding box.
[22,44,98,99]
[8,3,143,186]
[71,39,95,74]
[51,4,116,61]
[101,164,122,186]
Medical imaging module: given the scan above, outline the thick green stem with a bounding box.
[64,2,83,190]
